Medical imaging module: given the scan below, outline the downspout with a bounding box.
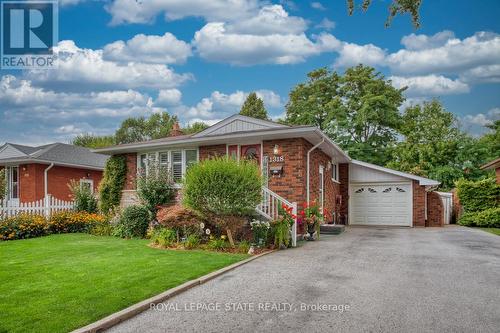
[306,139,325,204]
[44,163,54,198]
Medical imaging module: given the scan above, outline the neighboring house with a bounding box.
[95,114,444,227]
[480,157,500,184]
[0,143,108,204]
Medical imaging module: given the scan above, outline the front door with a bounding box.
[240,144,261,166]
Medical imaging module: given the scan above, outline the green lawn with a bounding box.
[0,234,248,333]
[479,227,500,236]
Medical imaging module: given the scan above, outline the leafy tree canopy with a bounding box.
[115,112,178,144]
[183,121,210,135]
[387,100,492,189]
[239,92,269,120]
[72,133,115,149]
[348,0,422,28]
[285,65,405,165]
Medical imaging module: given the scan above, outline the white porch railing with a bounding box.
[256,187,297,247]
[0,196,74,218]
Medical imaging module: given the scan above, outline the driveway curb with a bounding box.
[71,250,275,333]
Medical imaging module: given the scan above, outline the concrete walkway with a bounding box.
[107,226,500,333]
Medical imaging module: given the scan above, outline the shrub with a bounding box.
[237,240,251,254]
[456,178,499,213]
[183,158,262,217]
[458,207,500,228]
[151,227,176,247]
[250,219,270,247]
[113,205,151,238]
[206,236,229,251]
[0,214,47,240]
[89,219,114,236]
[137,161,175,213]
[69,180,98,213]
[156,204,205,239]
[184,234,201,249]
[48,211,107,234]
[99,155,127,214]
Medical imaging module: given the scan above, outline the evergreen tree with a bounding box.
[239,92,269,120]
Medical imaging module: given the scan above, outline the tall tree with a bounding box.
[0,168,5,200]
[478,120,500,161]
[285,65,405,165]
[239,92,269,120]
[347,0,422,28]
[72,134,115,149]
[388,100,490,189]
[115,112,178,144]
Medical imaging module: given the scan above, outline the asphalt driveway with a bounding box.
[107,226,500,333]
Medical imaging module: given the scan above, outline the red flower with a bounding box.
[291,214,297,219]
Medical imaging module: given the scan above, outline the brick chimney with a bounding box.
[170,121,183,137]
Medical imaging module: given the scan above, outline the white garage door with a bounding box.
[350,183,412,226]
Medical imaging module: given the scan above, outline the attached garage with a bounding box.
[350,183,412,226]
[349,160,440,227]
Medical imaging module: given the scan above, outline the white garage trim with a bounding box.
[348,182,413,227]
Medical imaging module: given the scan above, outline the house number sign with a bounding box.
[270,156,285,162]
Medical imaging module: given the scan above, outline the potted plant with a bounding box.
[300,201,323,241]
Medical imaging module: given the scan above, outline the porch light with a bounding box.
[327,161,332,170]
[273,144,279,155]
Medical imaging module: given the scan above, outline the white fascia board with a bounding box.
[0,158,104,171]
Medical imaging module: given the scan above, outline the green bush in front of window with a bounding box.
[69,180,98,214]
[183,157,262,217]
[137,161,176,213]
[99,155,127,214]
[113,204,151,238]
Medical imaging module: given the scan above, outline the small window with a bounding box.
[80,179,94,194]
[185,150,197,170]
[172,151,183,182]
[332,163,338,181]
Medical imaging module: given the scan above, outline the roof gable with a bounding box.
[193,114,287,138]
[0,144,28,159]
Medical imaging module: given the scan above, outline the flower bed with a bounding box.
[0,211,109,241]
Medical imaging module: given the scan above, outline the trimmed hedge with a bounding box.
[458,207,500,228]
[183,158,262,217]
[456,178,499,213]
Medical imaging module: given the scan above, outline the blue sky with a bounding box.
[1,0,499,145]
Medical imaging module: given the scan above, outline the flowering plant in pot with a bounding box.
[250,219,270,247]
[272,204,296,249]
[299,201,323,240]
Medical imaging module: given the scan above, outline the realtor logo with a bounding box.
[1,0,58,69]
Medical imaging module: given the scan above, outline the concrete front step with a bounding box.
[320,224,345,235]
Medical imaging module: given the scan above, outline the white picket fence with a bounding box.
[0,196,74,218]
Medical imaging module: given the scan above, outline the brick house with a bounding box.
[0,143,107,204]
[95,115,444,227]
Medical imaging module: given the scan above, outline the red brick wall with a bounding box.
[426,191,444,227]
[18,163,103,202]
[496,167,500,184]
[413,180,426,227]
[123,153,137,190]
[262,138,307,208]
[199,145,226,160]
[339,163,349,224]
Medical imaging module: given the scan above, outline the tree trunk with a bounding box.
[226,229,235,248]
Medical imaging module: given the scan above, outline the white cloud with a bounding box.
[311,2,326,10]
[387,31,500,75]
[103,32,192,64]
[315,18,335,30]
[390,75,470,96]
[171,89,282,121]
[193,23,339,65]
[459,64,500,83]
[334,42,386,67]
[106,0,260,25]
[460,108,500,136]
[156,89,182,105]
[26,40,192,91]
[400,30,455,50]
[226,5,307,35]
[0,75,164,120]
